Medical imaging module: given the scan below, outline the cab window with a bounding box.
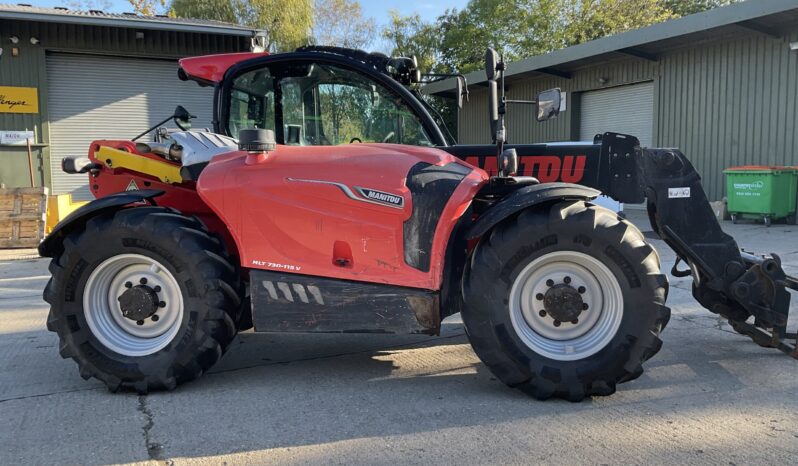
[227,62,432,147]
[228,68,276,137]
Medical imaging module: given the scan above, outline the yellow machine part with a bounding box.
[46,194,88,234]
[97,146,183,184]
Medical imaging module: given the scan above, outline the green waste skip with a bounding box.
[724,166,798,226]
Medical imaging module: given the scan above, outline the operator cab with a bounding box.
[223,57,436,147]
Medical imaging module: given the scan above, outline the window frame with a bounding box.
[216,52,448,147]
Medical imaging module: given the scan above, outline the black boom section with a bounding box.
[639,146,796,356]
[403,162,471,271]
[250,270,440,334]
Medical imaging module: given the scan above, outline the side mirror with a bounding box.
[173,105,195,131]
[485,48,499,81]
[536,88,561,122]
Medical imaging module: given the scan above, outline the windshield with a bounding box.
[227,62,433,147]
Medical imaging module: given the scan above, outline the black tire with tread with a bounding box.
[44,206,242,393]
[462,200,670,401]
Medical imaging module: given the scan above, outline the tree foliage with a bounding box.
[168,0,235,22]
[161,0,313,51]
[559,0,675,46]
[238,0,314,51]
[313,0,376,49]
[126,0,167,16]
[383,0,741,74]
[662,0,737,16]
[382,12,439,72]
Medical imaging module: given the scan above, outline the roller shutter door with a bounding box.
[579,82,654,146]
[47,53,215,198]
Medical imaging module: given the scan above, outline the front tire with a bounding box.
[44,207,242,393]
[462,201,670,401]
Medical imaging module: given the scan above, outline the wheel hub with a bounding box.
[84,254,184,357]
[508,251,624,361]
[543,284,584,323]
[118,285,159,321]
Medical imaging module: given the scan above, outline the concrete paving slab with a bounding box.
[0,213,796,465]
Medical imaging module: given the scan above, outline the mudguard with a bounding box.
[38,189,164,258]
[467,182,600,240]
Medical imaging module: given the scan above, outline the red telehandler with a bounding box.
[40,47,796,400]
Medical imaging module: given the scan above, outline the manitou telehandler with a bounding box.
[40,46,797,400]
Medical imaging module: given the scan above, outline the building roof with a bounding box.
[424,0,798,96]
[0,3,258,37]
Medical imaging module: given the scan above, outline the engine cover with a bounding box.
[168,131,238,166]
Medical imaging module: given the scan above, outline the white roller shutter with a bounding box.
[47,53,215,198]
[580,82,654,146]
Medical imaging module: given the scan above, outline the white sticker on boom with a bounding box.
[668,187,691,198]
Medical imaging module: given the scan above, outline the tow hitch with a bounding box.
[726,252,798,358]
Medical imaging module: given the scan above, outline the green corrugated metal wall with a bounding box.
[457,57,659,145]
[657,30,798,201]
[457,30,798,201]
[0,19,249,189]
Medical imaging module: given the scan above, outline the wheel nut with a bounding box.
[151,315,160,322]
[553,320,561,327]
[582,303,589,310]
[153,286,161,293]
[158,301,166,308]
[124,281,132,288]
[140,277,148,285]
[546,279,554,287]
[571,318,579,324]
[136,320,144,326]
[578,286,586,294]
[563,276,571,284]
[535,293,544,301]
[539,310,547,317]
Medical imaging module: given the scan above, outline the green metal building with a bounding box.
[0,4,258,198]
[424,0,798,202]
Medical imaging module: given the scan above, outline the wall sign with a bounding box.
[0,130,34,145]
[0,86,39,113]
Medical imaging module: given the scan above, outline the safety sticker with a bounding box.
[668,187,690,198]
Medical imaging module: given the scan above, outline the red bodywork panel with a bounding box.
[197,144,488,290]
[178,52,268,84]
[86,141,239,257]
[86,141,487,291]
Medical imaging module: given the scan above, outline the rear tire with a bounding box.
[462,201,669,401]
[44,207,242,393]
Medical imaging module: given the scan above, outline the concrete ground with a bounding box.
[1,212,796,465]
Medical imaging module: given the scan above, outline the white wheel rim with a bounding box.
[508,251,624,361]
[83,254,184,357]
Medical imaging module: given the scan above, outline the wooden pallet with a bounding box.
[0,187,48,249]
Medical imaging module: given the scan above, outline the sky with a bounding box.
[28,0,470,23]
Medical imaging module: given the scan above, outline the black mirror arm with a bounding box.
[132,110,196,141]
[132,115,175,142]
